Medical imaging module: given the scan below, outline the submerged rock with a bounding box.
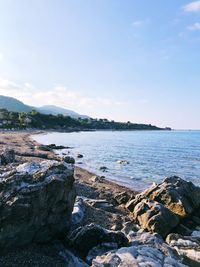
[63,156,75,164]
[0,160,76,250]
[99,166,108,172]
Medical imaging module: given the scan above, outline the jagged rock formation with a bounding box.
[126,176,200,237]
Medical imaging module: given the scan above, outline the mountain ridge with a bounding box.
[0,95,89,119]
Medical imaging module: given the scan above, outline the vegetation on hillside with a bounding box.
[0,108,168,131]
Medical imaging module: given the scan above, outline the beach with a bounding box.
[0,130,200,266]
[0,130,136,230]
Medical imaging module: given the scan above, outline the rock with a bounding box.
[166,233,200,266]
[116,160,129,165]
[129,231,181,259]
[36,145,51,151]
[67,223,129,258]
[71,198,86,226]
[0,149,15,165]
[99,166,108,172]
[77,154,83,158]
[92,232,186,266]
[90,176,105,183]
[59,247,89,267]
[133,199,180,237]
[126,176,200,237]
[87,243,119,264]
[87,199,113,211]
[114,191,131,205]
[47,144,69,150]
[121,221,139,236]
[92,243,186,267]
[126,176,200,217]
[0,160,76,250]
[63,156,75,164]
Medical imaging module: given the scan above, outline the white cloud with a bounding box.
[0,78,125,114]
[132,19,149,27]
[182,1,200,12]
[187,22,200,30]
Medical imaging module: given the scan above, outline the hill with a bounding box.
[37,105,89,119]
[0,95,88,118]
[0,95,33,113]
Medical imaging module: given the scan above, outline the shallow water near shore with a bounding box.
[33,130,200,190]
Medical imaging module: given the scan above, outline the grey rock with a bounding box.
[114,191,131,205]
[77,154,83,158]
[92,245,186,267]
[0,160,76,250]
[68,223,129,258]
[166,233,200,266]
[71,197,86,226]
[0,149,15,165]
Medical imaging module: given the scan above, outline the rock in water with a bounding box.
[0,160,76,250]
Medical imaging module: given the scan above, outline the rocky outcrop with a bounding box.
[0,149,15,165]
[0,160,76,250]
[92,231,186,267]
[67,223,129,258]
[126,176,200,237]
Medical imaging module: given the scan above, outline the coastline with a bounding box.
[0,130,137,229]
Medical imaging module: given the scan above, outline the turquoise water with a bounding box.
[33,130,200,190]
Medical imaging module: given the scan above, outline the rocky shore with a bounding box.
[0,131,200,266]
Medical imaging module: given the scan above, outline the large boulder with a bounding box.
[0,160,76,250]
[127,176,200,217]
[126,176,200,237]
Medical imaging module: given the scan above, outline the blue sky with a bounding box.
[0,0,200,129]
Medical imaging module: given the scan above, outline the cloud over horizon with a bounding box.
[0,78,125,116]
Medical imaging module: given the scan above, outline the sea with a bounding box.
[33,130,200,191]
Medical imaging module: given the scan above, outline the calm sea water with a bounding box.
[33,130,200,190]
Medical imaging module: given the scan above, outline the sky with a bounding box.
[0,0,200,129]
